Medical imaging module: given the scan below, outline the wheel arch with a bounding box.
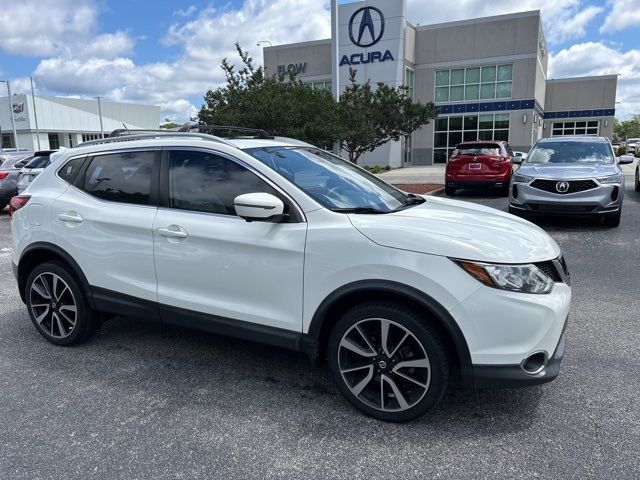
[303,280,473,384]
[17,242,95,309]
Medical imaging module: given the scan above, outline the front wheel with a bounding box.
[328,302,450,422]
[603,210,621,228]
[25,262,101,346]
[635,167,639,192]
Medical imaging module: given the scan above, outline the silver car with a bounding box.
[17,150,58,194]
[0,152,34,210]
[509,136,634,227]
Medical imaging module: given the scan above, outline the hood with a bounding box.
[517,163,619,179]
[348,196,560,264]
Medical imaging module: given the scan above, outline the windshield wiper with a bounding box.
[331,207,387,214]
[389,194,426,212]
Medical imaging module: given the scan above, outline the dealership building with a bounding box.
[264,0,618,166]
[1,95,161,151]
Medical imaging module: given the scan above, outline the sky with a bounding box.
[0,0,639,123]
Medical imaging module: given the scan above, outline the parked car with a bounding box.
[444,140,515,196]
[17,150,58,194]
[10,128,570,422]
[0,152,34,210]
[513,151,528,162]
[509,136,634,227]
[626,138,640,157]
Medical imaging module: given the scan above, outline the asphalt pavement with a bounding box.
[1,186,639,480]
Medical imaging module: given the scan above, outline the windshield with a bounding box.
[244,147,409,212]
[24,155,52,169]
[525,141,615,165]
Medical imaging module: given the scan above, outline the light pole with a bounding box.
[30,76,41,149]
[94,96,105,138]
[0,80,19,150]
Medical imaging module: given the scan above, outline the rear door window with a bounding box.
[82,151,156,205]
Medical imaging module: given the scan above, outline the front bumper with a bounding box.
[472,328,566,389]
[510,180,623,215]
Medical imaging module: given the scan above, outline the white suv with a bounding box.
[10,128,571,422]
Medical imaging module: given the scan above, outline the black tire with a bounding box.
[0,201,7,211]
[500,184,510,197]
[328,301,450,422]
[603,210,621,228]
[25,262,101,346]
[635,167,639,192]
[444,186,456,197]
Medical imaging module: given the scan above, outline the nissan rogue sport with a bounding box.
[10,127,571,422]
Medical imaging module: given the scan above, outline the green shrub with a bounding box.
[617,146,627,156]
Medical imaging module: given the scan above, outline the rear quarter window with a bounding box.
[57,157,86,184]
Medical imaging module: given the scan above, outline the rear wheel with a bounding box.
[500,184,510,197]
[603,209,621,228]
[444,186,456,196]
[328,302,450,422]
[635,167,639,192]
[0,201,7,211]
[25,262,101,346]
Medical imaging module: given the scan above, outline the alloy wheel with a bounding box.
[338,318,431,412]
[29,272,78,339]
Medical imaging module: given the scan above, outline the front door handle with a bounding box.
[57,212,84,223]
[157,225,188,239]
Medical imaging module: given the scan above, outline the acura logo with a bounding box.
[349,6,385,47]
[556,181,570,193]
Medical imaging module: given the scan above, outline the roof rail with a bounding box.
[180,125,273,139]
[76,131,233,148]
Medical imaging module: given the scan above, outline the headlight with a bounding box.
[513,173,533,183]
[597,173,623,184]
[455,260,554,294]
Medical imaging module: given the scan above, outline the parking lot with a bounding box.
[0,183,639,480]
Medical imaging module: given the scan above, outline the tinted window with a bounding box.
[245,147,407,212]
[24,154,52,169]
[454,143,501,156]
[526,141,614,164]
[168,150,279,216]
[58,157,86,184]
[83,151,155,205]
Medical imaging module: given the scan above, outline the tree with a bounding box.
[337,69,437,164]
[160,118,180,129]
[614,115,640,142]
[198,44,339,148]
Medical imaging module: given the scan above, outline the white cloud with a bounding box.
[406,0,602,44]
[600,0,640,33]
[549,42,640,118]
[33,0,332,122]
[0,0,97,56]
[174,5,198,18]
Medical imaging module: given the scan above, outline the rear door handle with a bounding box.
[57,212,84,223]
[157,225,188,239]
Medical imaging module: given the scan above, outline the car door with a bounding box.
[152,148,307,334]
[52,149,160,310]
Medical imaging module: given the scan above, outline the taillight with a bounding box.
[8,195,30,220]
[0,171,8,180]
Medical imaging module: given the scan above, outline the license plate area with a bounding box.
[468,163,482,170]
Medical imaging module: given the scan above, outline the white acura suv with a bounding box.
[10,127,571,422]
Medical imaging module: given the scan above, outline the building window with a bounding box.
[81,134,101,142]
[68,134,74,148]
[433,113,510,163]
[48,133,60,150]
[309,81,332,91]
[552,121,599,137]
[1,134,14,149]
[405,68,415,100]
[434,64,513,103]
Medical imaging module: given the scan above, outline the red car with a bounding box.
[444,141,515,196]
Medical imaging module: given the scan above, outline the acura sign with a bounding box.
[339,6,395,67]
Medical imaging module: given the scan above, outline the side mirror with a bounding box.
[234,192,286,222]
[511,155,523,165]
[618,155,635,165]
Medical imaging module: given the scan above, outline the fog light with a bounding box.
[521,352,547,375]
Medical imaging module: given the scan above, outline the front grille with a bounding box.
[530,179,598,194]
[528,203,596,213]
[534,261,562,283]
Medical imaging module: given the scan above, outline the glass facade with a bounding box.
[435,64,513,103]
[405,68,415,99]
[433,113,510,164]
[552,121,599,137]
[309,81,332,91]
